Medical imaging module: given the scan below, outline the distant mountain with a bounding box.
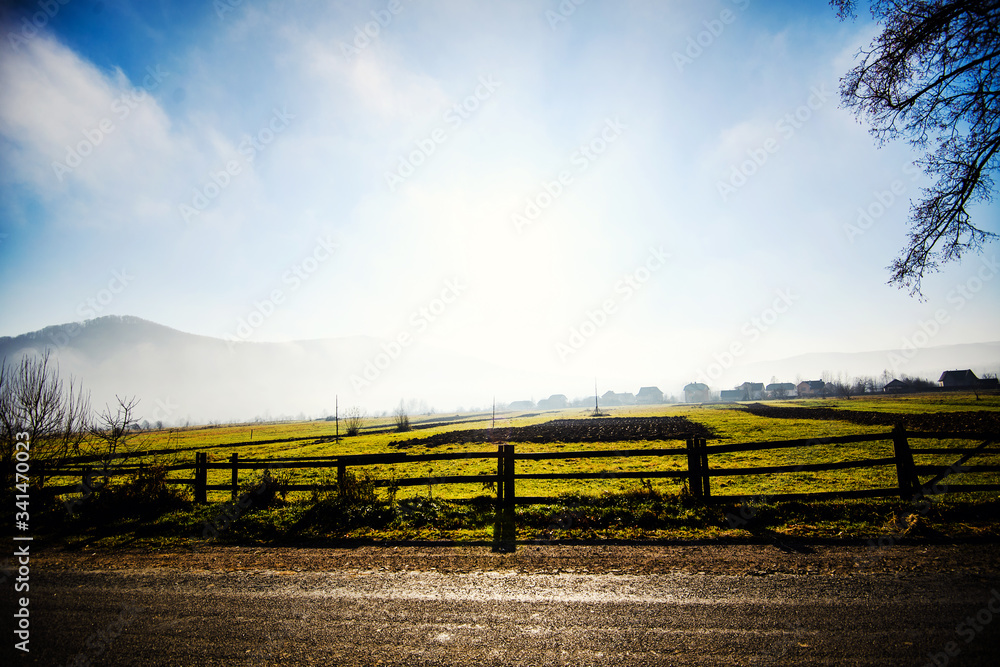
[0,316,570,424]
[2,316,997,424]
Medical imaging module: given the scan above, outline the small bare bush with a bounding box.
[393,400,410,433]
[344,406,366,436]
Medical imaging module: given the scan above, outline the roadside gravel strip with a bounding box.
[33,541,1000,576]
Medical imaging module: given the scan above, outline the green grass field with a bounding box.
[76,392,996,502]
[39,391,999,547]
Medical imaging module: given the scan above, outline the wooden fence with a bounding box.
[46,426,1000,545]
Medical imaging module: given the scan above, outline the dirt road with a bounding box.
[8,543,1000,666]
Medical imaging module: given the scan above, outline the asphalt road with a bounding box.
[7,547,1000,666]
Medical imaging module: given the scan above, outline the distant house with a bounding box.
[797,380,826,397]
[979,377,1000,390]
[636,386,664,404]
[600,390,622,407]
[939,369,979,388]
[537,394,569,410]
[684,382,711,403]
[766,382,797,398]
[720,389,744,402]
[737,382,765,400]
[508,400,535,410]
[883,379,912,394]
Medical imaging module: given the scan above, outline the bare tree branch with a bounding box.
[834,0,1000,296]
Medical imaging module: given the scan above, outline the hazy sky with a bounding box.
[1,0,998,404]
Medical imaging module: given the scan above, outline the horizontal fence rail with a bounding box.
[42,427,1000,546]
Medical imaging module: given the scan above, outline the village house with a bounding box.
[683,382,711,403]
[636,386,664,404]
[537,394,569,410]
[883,379,913,394]
[737,382,765,400]
[797,380,826,397]
[766,382,797,398]
[939,369,979,388]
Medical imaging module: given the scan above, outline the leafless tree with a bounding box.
[833,0,1000,297]
[86,395,145,483]
[344,406,366,436]
[392,400,411,433]
[0,350,90,491]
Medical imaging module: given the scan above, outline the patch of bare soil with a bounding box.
[738,403,1000,433]
[389,416,714,449]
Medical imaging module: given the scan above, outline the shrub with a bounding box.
[83,464,190,521]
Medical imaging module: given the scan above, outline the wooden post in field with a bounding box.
[686,438,702,498]
[698,437,711,498]
[195,452,207,504]
[892,424,918,499]
[493,444,504,550]
[337,461,346,495]
[230,453,239,500]
[502,444,516,549]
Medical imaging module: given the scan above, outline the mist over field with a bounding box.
[1,1,998,424]
[0,315,996,425]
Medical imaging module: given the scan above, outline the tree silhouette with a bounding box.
[833,0,999,297]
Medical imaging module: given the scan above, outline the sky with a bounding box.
[0,0,998,413]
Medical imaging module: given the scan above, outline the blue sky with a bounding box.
[0,0,998,409]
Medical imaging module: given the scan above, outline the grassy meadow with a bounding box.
[37,391,1000,546]
[87,392,1000,501]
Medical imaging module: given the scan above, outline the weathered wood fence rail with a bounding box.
[47,427,1000,543]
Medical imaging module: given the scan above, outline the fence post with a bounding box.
[892,424,918,500]
[493,444,504,550]
[83,465,93,494]
[686,438,702,498]
[698,437,711,498]
[230,453,239,500]
[195,452,207,504]
[337,461,346,495]
[502,444,516,549]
